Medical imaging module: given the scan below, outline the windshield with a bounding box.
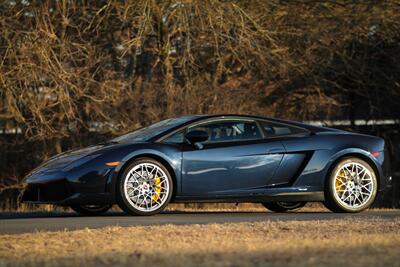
[111,116,196,143]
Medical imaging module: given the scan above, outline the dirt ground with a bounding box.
[0,217,399,267]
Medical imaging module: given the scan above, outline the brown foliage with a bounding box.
[1,1,400,140]
[0,1,400,187]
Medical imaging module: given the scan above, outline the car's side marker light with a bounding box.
[371,151,380,157]
[105,161,120,166]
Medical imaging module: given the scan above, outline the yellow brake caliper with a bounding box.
[335,170,346,191]
[152,176,162,201]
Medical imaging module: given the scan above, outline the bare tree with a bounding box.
[0,0,399,190]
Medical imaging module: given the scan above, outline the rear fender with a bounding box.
[324,148,384,190]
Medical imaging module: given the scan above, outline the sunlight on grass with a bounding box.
[1,218,399,267]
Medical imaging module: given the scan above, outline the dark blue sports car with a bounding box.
[22,114,391,215]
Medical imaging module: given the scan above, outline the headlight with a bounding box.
[62,154,101,171]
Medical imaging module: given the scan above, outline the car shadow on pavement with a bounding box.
[0,209,332,219]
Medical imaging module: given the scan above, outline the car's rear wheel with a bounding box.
[262,201,306,212]
[70,204,112,216]
[324,157,377,213]
[117,158,173,216]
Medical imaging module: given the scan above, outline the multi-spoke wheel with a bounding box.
[262,201,306,212]
[117,158,173,216]
[70,204,112,216]
[324,157,377,213]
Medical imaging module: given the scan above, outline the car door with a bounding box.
[179,119,286,197]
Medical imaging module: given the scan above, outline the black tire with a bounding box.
[117,158,173,216]
[323,157,378,213]
[70,204,112,216]
[262,201,306,212]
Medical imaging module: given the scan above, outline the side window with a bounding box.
[260,121,307,137]
[162,130,184,143]
[188,120,262,143]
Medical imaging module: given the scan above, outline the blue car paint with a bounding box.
[181,140,285,196]
[22,114,391,206]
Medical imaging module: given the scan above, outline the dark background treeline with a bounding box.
[0,0,399,208]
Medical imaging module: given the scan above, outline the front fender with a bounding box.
[106,146,182,202]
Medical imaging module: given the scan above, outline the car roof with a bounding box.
[149,114,340,142]
[185,114,338,133]
[148,114,343,142]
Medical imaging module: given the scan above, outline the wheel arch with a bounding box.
[325,151,382,191]
[112,153,179,202]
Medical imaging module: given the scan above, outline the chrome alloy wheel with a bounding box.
[332,162,375,209]
[123,163,170,212]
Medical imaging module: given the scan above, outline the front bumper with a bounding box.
[22,182,113,205]
[22,168,115,206]
[22,178,71,203]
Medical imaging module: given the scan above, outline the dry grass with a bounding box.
[0,218,399,267]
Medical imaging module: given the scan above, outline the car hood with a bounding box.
[30,142,126,174]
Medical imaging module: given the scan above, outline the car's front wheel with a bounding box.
[324,157,377,213]
[117,158,173,216]
[70,204,112,216]
[262,201,306,212]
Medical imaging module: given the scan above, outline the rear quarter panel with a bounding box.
[281,132,385,191]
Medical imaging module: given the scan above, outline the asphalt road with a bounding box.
[1,210,399,234]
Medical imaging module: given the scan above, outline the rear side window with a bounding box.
[259,121,307,137]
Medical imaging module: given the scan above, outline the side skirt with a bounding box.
[173,191,324,203]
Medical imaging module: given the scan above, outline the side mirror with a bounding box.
[185,130,209,146]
